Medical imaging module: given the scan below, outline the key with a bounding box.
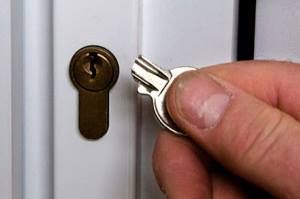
[131,55,196,136]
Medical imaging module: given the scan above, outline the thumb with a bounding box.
[167,70,300,199]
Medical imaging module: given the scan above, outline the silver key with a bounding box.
[131,55,196,136]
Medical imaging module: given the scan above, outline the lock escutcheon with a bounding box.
[70,45,119,140]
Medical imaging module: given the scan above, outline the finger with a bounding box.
[201,61,300,120]
[211,173,248,199]
[166,69,300,199]
[153,131,212,199]
[153,131,251,199]
[211,167,274,199]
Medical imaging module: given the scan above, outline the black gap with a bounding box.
[236,0,256,60]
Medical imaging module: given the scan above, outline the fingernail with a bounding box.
[174,73,231,129]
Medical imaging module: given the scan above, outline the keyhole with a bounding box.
[89,52,97,79]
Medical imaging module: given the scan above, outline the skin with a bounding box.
[152,61,300,199]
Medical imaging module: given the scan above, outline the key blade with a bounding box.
[135,56,170,79]
[131,55,171,93]
[137,84,151,95]
[132,69,157,91]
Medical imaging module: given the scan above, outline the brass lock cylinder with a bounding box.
[70,45,119,140]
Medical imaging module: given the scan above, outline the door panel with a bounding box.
[23,0,53,198]
[53,0,139,198]
[139,0,238,198]
[255,0,300,61]
[0,0,12,198]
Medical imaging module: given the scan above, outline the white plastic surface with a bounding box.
[23,0,53,198]
[53,0,139,198]
[11,0,24,198]
[0,0,12,198]
[139,0,238,198]
[255,0,300,61]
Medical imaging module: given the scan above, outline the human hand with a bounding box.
[152,61,300,199]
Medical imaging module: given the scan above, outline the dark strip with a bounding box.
[237,0,256,60]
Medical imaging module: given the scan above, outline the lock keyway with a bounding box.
[70,45,119,139]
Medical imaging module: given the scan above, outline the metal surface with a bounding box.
[70,45,119,139]
[132,56,195,136]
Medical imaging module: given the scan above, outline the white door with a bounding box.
[3,0,300,199]
[53,1,236,199]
